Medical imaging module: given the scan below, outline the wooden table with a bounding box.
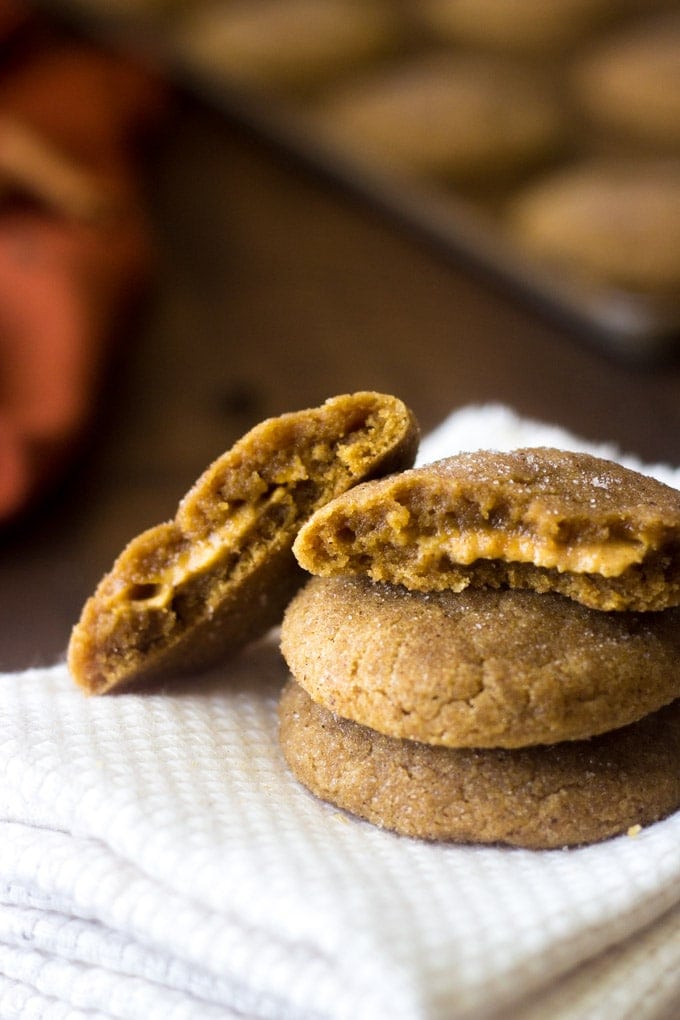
[2,93,680,671]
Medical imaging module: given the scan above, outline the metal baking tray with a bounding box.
[33,0,680,363]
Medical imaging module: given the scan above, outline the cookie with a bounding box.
[571,13,680,151]
[174,0,400,95]
[293,448,680,611]
[417,0,619,55]
[506,160,680,294]
[279,680,680,848]
[281,576,680,747]
[313,54,564,183]
[68,392,419,694]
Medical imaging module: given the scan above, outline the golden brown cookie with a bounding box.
[571,13,680,151]
[293,448,680,611]
[313,54,564,183]
[281,576,680,747]
[68,392,419,694]
[279,680,680,848]
[506,160,680,294]
[417,0,619,55]
[174,0,400,95]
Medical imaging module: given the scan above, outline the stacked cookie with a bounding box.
[280,448,680,848]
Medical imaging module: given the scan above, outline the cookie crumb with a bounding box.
[627,824,642,837]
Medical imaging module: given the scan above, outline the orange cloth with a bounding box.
[0,4,165,523]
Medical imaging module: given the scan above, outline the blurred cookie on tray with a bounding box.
[571,10,680,152]
[414,0,623,55]
[505,159,680,296]
[172,0,404,96]
[311,53,566,186]
[39,0,680,352]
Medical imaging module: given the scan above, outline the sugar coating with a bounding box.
[281,575,680,747]
[293,447,680,611]
[279,680,680,849]
[68,392,419,694]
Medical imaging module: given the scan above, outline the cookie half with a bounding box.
[281,576,680,747]
[68,392,419,694]
[293,448,680,611]
[279,680,680,849]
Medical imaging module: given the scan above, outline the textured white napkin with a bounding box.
[2,404,680,1020]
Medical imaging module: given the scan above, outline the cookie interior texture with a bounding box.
[68,392,419,694]
[281,576,680,748]
[279,680,680,849]
[293,447,680,611]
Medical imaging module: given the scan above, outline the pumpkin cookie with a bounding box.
[571,13,680,151]
[417,0,619,55]
[506,160,680,294]
[279,679,680,848]
[281,576,680,747]
[68,392,419,694]
[293,448,680,611]
[314,54,564,183]
[174,0,400,96]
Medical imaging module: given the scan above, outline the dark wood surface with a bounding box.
[3,94,680,672]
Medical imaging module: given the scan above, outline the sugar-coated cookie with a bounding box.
[314,54,564,183]
[68,393,419,694]
[279,680,680,848]
[293,447,680,611]
[506,160,680,294]
[281,576,680,747]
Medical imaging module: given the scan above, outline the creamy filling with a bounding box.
[412,529,647,576]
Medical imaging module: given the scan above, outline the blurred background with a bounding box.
[2,0,680,670]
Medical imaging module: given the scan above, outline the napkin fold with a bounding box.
[2,404,680,1020]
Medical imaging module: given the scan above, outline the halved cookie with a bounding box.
[293,448,680,611]
[280,576,680,747]
[68,392,419,694]
[279,679,680,849]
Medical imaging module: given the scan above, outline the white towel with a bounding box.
[1,404,680,1020]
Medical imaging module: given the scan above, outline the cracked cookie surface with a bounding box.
[280,575,680,747]
[293,447,680,611]
[279,680,680,848]
[68,392,419,694]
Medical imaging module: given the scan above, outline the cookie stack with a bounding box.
[279,448,680,848]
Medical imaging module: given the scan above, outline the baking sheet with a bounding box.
[34,0,680,362]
